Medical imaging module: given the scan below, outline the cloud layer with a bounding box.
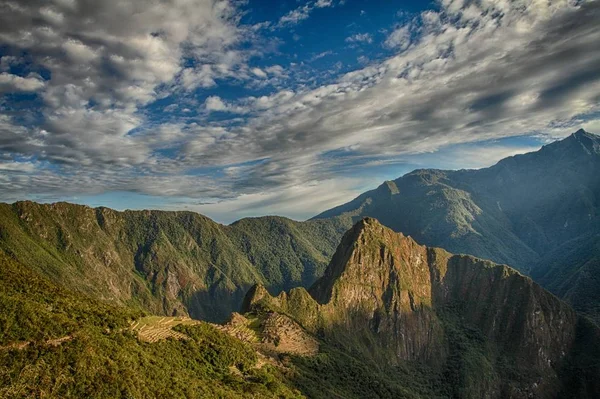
[0,0,599,221]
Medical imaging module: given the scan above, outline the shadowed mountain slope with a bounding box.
[314,130,600,322]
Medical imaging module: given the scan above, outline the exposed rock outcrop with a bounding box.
[244,218,600,398]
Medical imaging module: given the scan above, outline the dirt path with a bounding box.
[0,335,73,351]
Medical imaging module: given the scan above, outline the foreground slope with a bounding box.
[0,249,302,398]
[0,246,443,398]
[0,201,347,321]
[245,218,600,398]
[314,129,600,322]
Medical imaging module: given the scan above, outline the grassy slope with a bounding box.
[0,201,345,322]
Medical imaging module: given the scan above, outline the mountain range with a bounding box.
[315,129,600,322]
[0,201,350,322]
[1,129,599,398]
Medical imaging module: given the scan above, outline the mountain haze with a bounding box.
[315,129,600,322]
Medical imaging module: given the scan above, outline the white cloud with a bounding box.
[278,5,312,26]
[0,72,45,92]
[276,0,335,28]
[582,119,600,134]
[0,161,37,172]
[345,33,373,44]
[251,67,267,78]
[205,96,228,112]
[315,0,333,8]
[384,26,410,50]
[0,0,258,167]
[192,177,366,223]
[264,65,284,77]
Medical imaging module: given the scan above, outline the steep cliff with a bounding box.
[244,218,600,398]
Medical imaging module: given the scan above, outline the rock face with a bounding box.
[244,218,600,398]
[313,129,600,323]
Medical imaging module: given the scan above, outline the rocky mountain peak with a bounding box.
[240,218,600,396]
[569,127,600,154]
[308,217,421,305]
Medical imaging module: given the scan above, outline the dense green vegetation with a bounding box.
[0,250,140,345]
[0,251,300,398]
[1,324,302,398]
[226,216,351,293]
[290,345,444,399]
[0,201,347,322]
[532,233,600,322]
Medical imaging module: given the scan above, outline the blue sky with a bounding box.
[0,0,599,223]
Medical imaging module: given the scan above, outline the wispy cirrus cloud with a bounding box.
[276,0,336,28]
[345,33,373,44]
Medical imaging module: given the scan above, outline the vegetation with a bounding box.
[289,345,445,399]
[0,201,346,322]
[0,250,140,345]
[0,250,302,398]
[1,324,302,398]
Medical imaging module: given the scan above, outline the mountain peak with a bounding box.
[566,128,600,154]
[309,217,422,305]
[241,283,271,313]
[571,128,599,138]
[353,216,384,230]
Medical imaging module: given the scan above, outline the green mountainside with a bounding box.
[0,249,304,398]
[4,218,596,398]
[314,129,600,322]
[0,201,347,322]
[244,218,600,398]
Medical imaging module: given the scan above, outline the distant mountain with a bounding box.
[314,129,600,322]
[0,201,348,322]
[244,218,600,398]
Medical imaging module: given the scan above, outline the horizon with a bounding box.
[1,0,600,223]
[4,128,596,224]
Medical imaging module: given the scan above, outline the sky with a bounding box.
[0,0,599,223]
